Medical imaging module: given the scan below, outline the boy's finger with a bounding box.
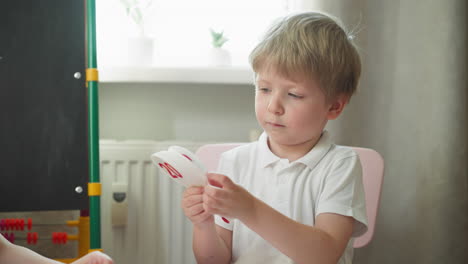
[188,203,205,217]
[204,184,228,200]
[207,173,234,189]
[203,193,224,213]
[182,194,203,208]
[193,210,213,224]
[183,186,204,197]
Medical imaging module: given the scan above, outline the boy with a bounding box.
[0,233,113,264]
[182,11,367,264]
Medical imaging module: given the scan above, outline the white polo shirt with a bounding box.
[214,130,368,264]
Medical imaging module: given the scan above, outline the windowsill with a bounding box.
[99,66,254,85]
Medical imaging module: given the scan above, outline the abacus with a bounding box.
[0,211,90,263]
[2,231,78,246]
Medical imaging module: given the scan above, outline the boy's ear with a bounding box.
[327,95,349,120]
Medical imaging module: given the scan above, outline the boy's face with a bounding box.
[255,68,344,152]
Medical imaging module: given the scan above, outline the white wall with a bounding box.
[314,0,468,263]
[99,82,260,142]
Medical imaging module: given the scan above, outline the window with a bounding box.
[96,0,290,67]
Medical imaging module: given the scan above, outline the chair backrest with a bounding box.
[195,144,384,248]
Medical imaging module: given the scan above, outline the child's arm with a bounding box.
[182,186,232,264]
[71,251,114,264]
[0,234,61,264]
[204,173,354,264]
[0,238,55,264]
[0,234,113,264]
[193,223,232,264]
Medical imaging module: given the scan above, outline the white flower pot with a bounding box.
[208,47,232,67]
[126,36,153,66]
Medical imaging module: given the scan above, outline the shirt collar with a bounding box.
[294,130,333,170]
[258,132,279,168]
[258,130,333,170]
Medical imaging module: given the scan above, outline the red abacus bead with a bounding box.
[27,218,32,230]
[20,219,24,231]
[33,232,38,244]
[0,219,4,230]
[54,232,62,244]
[53,232,62,244]
[10,232,14,244]
[61,232,67,244]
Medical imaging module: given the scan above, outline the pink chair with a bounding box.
[196,144,384,248]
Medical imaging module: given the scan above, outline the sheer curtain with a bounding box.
[293,0,468,263]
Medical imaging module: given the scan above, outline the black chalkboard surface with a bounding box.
[0,1,88,211]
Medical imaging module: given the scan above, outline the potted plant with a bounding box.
[208,28,232,67]
[119,0,154,66]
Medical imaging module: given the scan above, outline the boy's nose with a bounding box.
[267,95,284,115]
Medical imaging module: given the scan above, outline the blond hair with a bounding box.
[249,12,361,101]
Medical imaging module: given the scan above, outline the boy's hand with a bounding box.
[71,251,113,264]
[182,186,214,228]
[203,173,255,222]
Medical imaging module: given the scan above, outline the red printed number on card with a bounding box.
[181,154,192,161]
[159,162,183,179]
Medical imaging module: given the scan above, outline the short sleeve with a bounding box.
[213,152,235,230]
[316,154,368,237]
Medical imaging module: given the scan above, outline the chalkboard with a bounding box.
[0,0,88,211]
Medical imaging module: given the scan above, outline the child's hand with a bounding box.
[182,186,214,228]
[203,173,255,222]
[71,251,113,264]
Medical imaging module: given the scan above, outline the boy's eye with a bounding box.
[288,93,303,99]
[258,88,270,93]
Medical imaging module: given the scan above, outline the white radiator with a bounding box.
[100,140,208,264]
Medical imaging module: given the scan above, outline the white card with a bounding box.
[168,146,207,172]
[151,148,207,188]
[150,146,231,224]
